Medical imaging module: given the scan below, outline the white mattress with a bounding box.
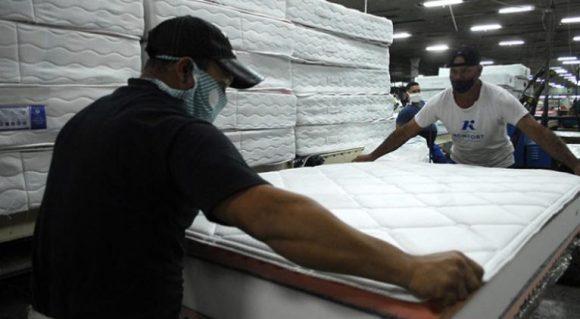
[187,162,580,303]
[292,26,390,69]
[209,0,286,19]
[417,74,526,91]
[0,0,144,38]
[224,128,295,167]
[286,0,393,44]
[0,149,51,215]
[295,120,395,155]
[292,63,390,94]
[372,136,430,163]
[439,64,531,78]
[215,91,296,130]
[568,144,580,158]
[144,0,294,56]
[0,21,141,85]
[0,85,117,147]
[296,94,393,125]
[237,52,292,90]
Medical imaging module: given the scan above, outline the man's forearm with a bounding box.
[530,128,579,170]
[370,126,415,160]
[241,189,415,288]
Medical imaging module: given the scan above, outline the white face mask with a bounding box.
[408,92,422,104]
[148,55,228,123]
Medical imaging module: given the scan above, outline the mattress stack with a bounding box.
[0,0,143,215]
[143,0,297,167]
[143,0,394,164]
[417,64,530,101]
[288,0,395,156]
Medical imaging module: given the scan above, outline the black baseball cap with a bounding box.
[146,16,263,89]
[447,46,481,67]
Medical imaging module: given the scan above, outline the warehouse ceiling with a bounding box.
[328,0,580,86]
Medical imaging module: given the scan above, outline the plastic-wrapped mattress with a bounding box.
[224,128,295,167]
[292,26,390,69]
[295,120,395,156]
[296,94,393,125]
[143,0,294,56]
[0,148,51,215]
[0,0,144,38]
[292,63,390,94]
[215,91,296,130]
[286,0,393,44]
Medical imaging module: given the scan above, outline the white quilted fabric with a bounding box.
[237,52,292,90]
[0,0,144,38]
[210,0,286,19]
[417,75,526,91]
[215,91,296,130]
[144,0,294,56]
[187,162,580,301]
[0,85,118,147]
[292,26,389,69]
[292,63,390,94]
[225,128,295,167]
[286,0,393,44]
[296,94,393,125]
[0,21,140,85]
[439,64,531,78]
[0,153,27,215]
[295,120,395,155]
[0,150,52,215]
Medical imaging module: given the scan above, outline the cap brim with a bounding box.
[217,59,264,89]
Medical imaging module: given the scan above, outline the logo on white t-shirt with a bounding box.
[461,120,476,130]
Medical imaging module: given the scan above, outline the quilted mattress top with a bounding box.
[187,162,580,301]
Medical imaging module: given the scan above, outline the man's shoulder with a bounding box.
[480,81,519,103]
[427,89,452,105]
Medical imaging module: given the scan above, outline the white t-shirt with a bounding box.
[415,81,529,167]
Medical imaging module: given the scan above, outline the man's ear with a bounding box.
[175,57,195,85]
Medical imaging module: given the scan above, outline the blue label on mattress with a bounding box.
[0,104,47,131]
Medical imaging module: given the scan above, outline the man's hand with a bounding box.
[407,251,484,306]
[353,154,375,162]
[574,161,580,176]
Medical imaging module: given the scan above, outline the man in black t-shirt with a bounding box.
[31,16,483,319]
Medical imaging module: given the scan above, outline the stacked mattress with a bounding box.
[288,0,394,156]
[0,1,143,215]
[143,0,394,164]
[184,162,580,318]
[417,64,530,101]
[143,0,297,167]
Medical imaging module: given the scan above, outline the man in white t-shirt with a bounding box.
[355,46,580,175]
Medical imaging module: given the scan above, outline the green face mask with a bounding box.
[186,67,228,122]
[150,55,228,122]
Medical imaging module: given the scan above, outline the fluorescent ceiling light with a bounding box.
[561,17,580,24]
[424,0,462,8]
[499,5,534,14]
[574,36,580,41]
[499,40,524,46]
[563,60,580,64]
[480,60,494,65]
[426,44,449,51]
[393,32,412,39]
[471,24,502,32]
[558,56,577,61]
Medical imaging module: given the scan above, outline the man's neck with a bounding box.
[453,80,481,109]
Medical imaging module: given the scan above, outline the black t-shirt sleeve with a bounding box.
[168,121,268,220]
